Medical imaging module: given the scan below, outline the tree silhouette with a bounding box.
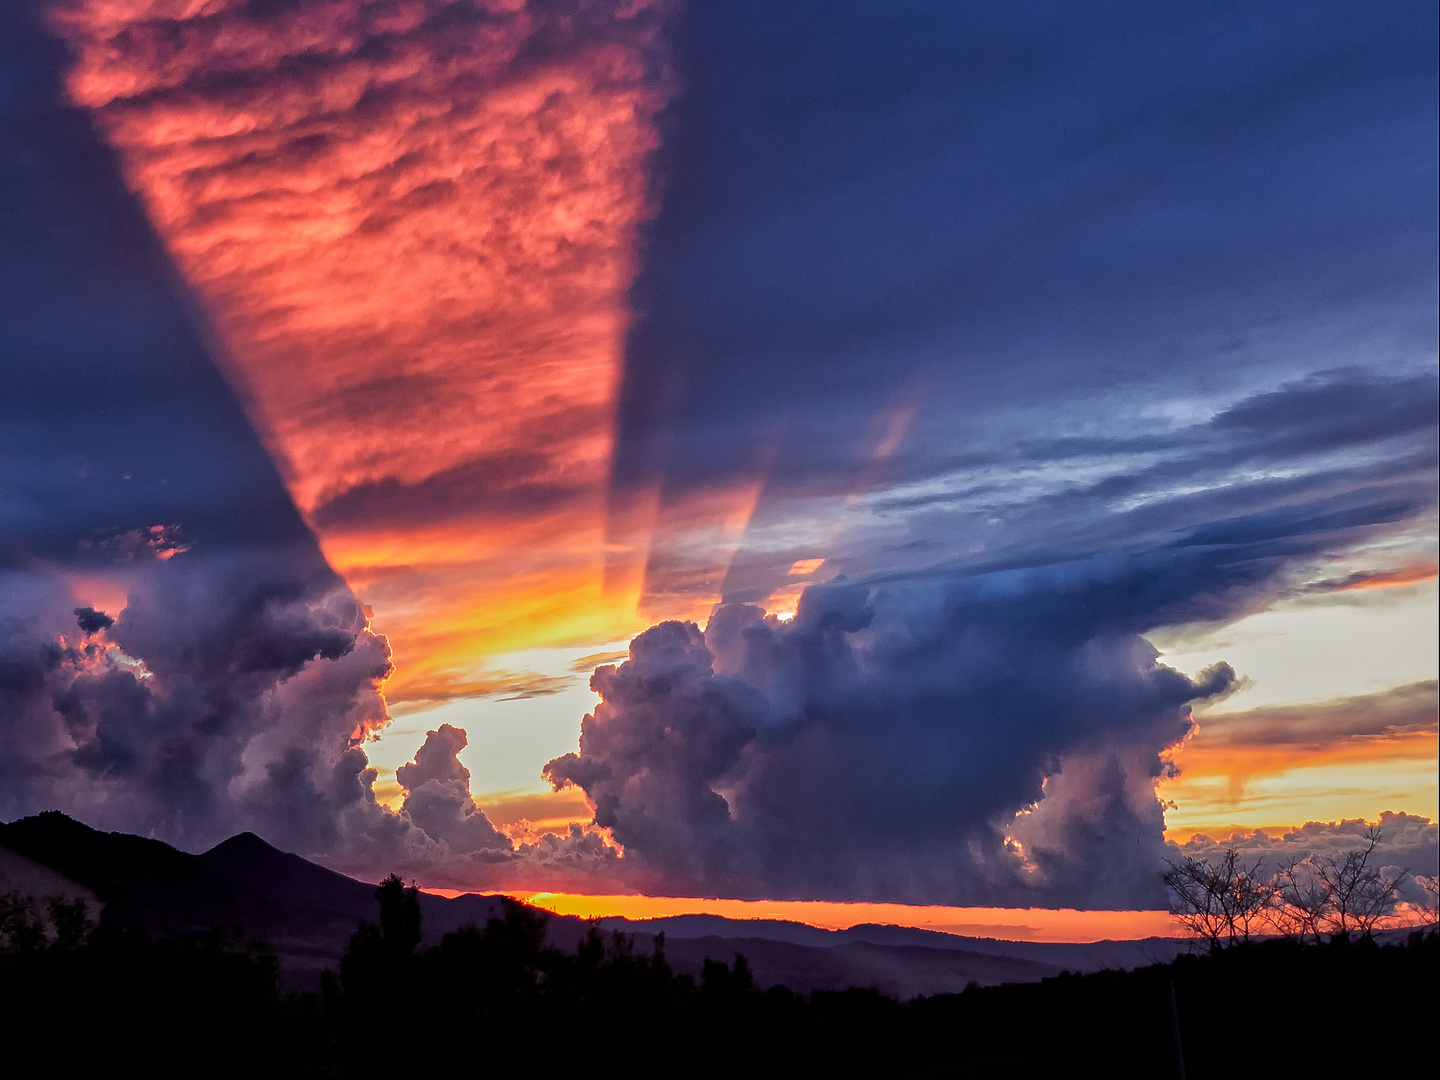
[1166,828,1412,947]
[337,873,422,1010]
[1163,847,1274,948]
[1416,875,1440,929]
[1273,828,1407,941]
[375,873,422,954]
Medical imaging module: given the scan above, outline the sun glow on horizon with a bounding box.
[499,893,1180,943]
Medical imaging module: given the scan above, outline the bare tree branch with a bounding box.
[1164,846,1276,948]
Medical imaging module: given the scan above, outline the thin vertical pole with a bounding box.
[1167,978,1187,1080]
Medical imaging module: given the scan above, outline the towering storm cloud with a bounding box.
[547,504,1438,907]
[538,0,1436,908]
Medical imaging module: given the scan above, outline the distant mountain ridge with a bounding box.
[0,812,1181,996]
[599,913,1184,971]
[0,812,512,986]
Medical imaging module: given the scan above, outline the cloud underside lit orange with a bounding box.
[1161,680,1439,838]
[476,786,597,844]
[55,0,674,704]
[1320,564,1439,592]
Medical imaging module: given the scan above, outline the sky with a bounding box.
[0,0,1435,928]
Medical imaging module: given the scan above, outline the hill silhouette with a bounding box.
[2,813,1435,1076]
[0,811,267,933]
[0,812,1144,995]
[0,813,517,988]
[600,913,1183,970]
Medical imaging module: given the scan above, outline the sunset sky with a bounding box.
[1,0,1435,935]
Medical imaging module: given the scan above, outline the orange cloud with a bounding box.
[1161,681,1439,835]
[55,0,672,704]
[477,786,597,844]
[1309,563,1439,593]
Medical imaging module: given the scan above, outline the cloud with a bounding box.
[568,650,629,673]
[394,724,509,855]
[1301,565,1439,594]
[1,552,627,892]
[0,1,320,575]
[3,0,1434,906]
[1160,682,1439,813]
[476,786,594,845]
[712,369,1438,619]
[1196,682,1438,750]
[50,0,675,704]
[72,607,114,635]
[545,547,1263,908]
[1171,812,1439,902]
[0,2,433,862]
[1004,747,1179,910]
[2,552,379,846]
[326,718,625,892]
[608,0,1437,616]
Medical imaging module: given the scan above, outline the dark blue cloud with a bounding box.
[611,0,1437,606]
[0,2,314,568]
[72,607,114,635]
[719,367,1436,608]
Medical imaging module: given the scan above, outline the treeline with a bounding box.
[2,881,1435,1077]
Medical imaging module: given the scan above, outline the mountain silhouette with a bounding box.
[0,811,268,933]
[1,812,1176,995]
[0,813,509,986]
[199,831,377,920]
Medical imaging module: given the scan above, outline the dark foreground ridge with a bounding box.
[2,813,1436,1076]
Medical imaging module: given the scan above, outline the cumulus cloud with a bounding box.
[321,717,624,891]
[395,724,510,855]
[545,553,1247,908]
[1170,812,1439,904]
[1,552,629,891]
[6,554,382,858]
[1,551,388,849]
[549,500,1437,907]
